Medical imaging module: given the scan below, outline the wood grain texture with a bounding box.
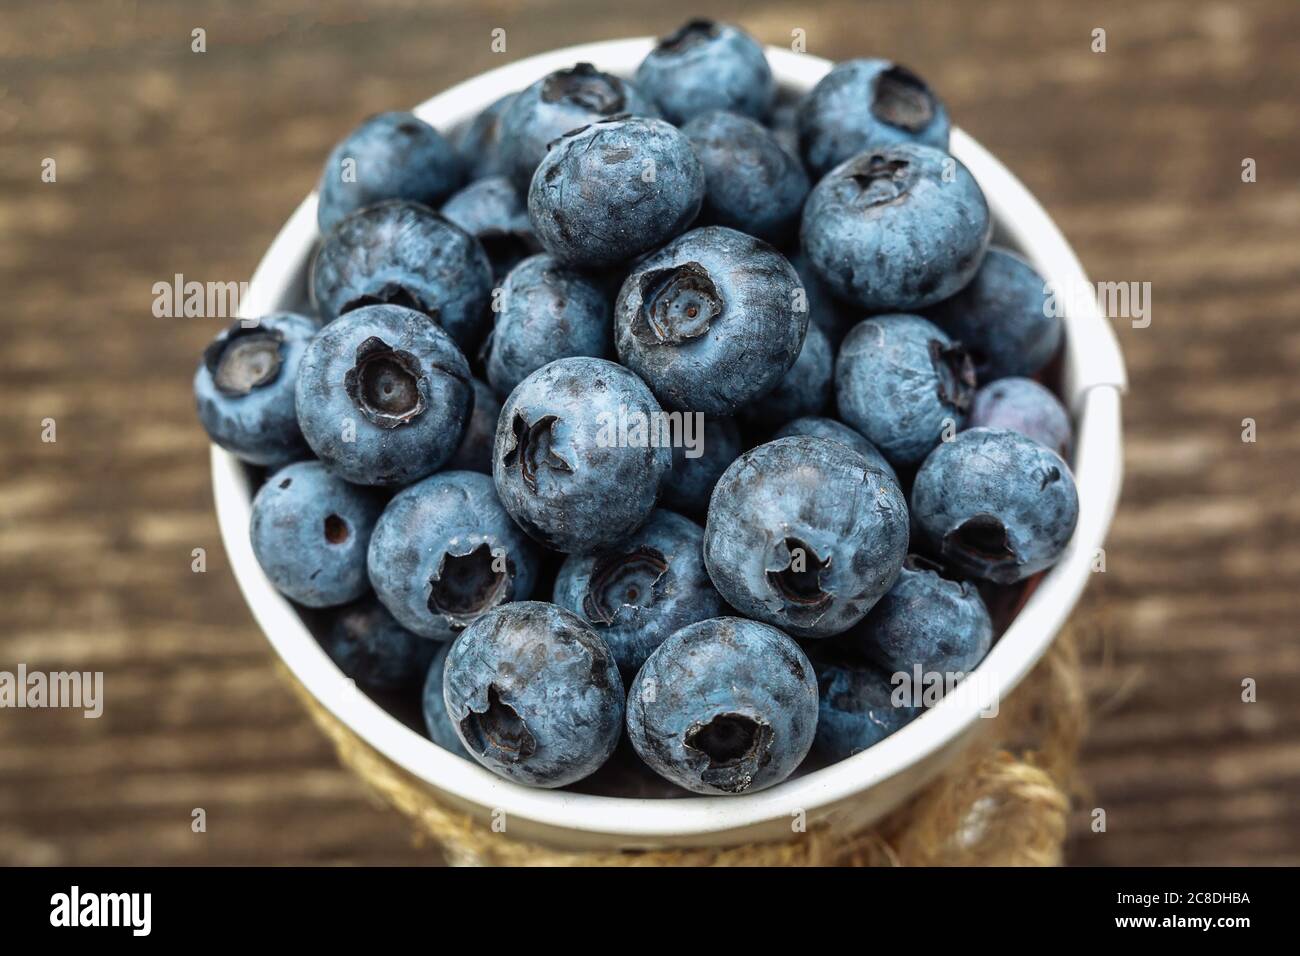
[1,0,1297,866]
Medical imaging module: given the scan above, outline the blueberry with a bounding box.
[367,470,541,640]
[443,601,624,788]
[798,59,950,179]
[492,358,670,553]
[499,63,658,192]
[484,254,611,399]
[527,116,704,269]
[626,617,818,795]
[634,19,774,126]
[310,199,493,353]
[316,112,463,233]
[835,314,976,469]
[681,110,809,245]
[844,555,992,677]
[440,175,538,280]
[738,321,832,430]
[790,250,854,347]
[452,93,517,181]
[321,597,437,690]
[703,436,910,638]
[614,226,805,414]
[553,509,725,674]
[295,304,473,486]
[801,144,991,312]
[195,312,318,467]
[250,460,383,607]
[445,378,500,474]
[768,100,800,157]
[911,428,1079,584]
[967,376,1073,459]
[772,416,897,486]
[421,641,471,758]
[660,415,743,517]
[813,657,917,762]
[924,247,1062,380]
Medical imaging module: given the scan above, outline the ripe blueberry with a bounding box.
[911,427,1079,583]
[311,199,492,352]
[802,144,990,312]
[492,357,670,553]
[704,436,910,638]
[316,112,463,233]
[443,601,624,788]
[626,617,818,795]
[295,304,474,486]
[368,470,541,640]
[615,226,805,415]
[553,509,725,674]
[195,312,318,467]
[250,460,383,608]
[528,116,704,269]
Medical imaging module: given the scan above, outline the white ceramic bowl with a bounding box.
[212,38,1127,851]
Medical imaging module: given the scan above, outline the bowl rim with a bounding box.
[212,37,1126,840]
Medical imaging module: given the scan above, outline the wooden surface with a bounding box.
[2,0,1298,866]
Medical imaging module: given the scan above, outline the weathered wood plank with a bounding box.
[1,0,1297,866]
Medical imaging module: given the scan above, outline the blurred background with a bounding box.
[2,0,1298,865]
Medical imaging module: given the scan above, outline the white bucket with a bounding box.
[211,38,1127,851]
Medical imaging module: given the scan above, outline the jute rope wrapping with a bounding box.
[282,627,1085,866]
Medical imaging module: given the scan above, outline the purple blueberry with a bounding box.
[967,376,1073,459]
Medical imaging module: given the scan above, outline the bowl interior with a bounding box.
[216,38,1125,843]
